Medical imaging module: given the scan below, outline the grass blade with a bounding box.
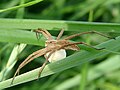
[0,19,120,32]
[0,29,45,46]
[54,55,120,90]
[0,0,43,13]
[0,44,26,81]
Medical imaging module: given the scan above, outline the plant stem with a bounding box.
[0,0,43,13]
[79,63,89,90]
[79,10,93,90]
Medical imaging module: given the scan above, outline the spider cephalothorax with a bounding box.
[11,28,112,84]
[45,40,79,50]
[45,39,80,62]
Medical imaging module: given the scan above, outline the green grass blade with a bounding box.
[16,0,25,19]
[0,0,43,13]
[0,19,120,32]
[0,44,26,81]
[0,36,120,89]
[0,0,19,18]
[70,0,106,20]
[53,55,120,90]
[79,63,89,90]
[0,29,45,46]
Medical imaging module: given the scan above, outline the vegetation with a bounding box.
[0,0,120,90]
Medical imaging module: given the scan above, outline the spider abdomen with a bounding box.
[46,49,66,62]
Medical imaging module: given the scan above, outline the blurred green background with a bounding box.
[0,0,120,90]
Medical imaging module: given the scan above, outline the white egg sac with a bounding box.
[46,49,66,62]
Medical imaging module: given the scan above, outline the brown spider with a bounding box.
[11,29,112,84]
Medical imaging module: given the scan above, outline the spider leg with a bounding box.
[11,48,49,85]
[11,53,45,85]
[62,42,105,50]
[34,28,53,40]
[15,48,47,71]
[64,31,114,40]
[35,31,40,40]
[37,57,48,79]
[37,50,56,79]
[11,68,20,85]
[56,29,64,40]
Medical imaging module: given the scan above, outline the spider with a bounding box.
[11,28,113,84]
